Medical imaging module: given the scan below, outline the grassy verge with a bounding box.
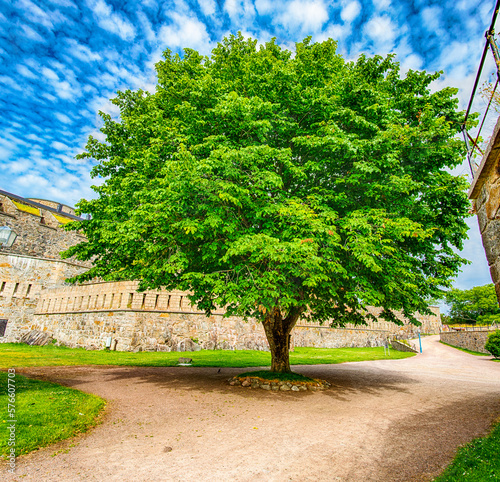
[439,341,490,357]
[0,372,105,457]
[434,421,500,481]
[0,343,415,369]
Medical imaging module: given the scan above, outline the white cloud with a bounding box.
[341,1,361,23]
[278,0,329,32]
[55,113,73,124]
[55,80,81,100]
[0,76,22,91]
[86,0,136,41]
[0,146,14,160]
[16,173,51,189]
[26,133,48,143]
[400,53,423,71]
[41,66,82,101]
[42,67,59,81]
[52,141,70,151]
[364,15,397,46]
[137,10,156,42]
[19,23,46,42]
[16,65,37,79]
[372,0,390,11]
[41,92,58,102]
[316,23,349,44]
[158,13,212,52]
[255,0,273,15]
[87,95,121,120]
[47,0,77,8]
[5,159,31,174]
[224,0,256,21]
[198,0,216,16]
[421,6,442,33]
[15,0,55,29]
[65,38,102,62]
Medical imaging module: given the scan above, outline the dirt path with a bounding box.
[4,336,500,481]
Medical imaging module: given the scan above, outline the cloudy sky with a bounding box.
[0,0,498,297]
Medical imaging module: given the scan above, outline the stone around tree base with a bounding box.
[228,376,331,391]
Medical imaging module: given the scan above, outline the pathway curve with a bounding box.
[4,335,500,481]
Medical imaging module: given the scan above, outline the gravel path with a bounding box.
[4,335,500,482]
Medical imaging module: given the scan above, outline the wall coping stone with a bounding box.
[1,252,88,269]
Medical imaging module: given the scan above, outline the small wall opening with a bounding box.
[0,319,7,337]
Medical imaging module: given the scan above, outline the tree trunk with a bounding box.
[262,306,302,373]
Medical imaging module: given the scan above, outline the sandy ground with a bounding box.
[3,335,500,482]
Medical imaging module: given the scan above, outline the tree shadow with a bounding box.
[17,363,419,403]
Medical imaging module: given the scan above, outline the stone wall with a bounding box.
[0,191,90,341]
[0,189,442,351]
[440,330,492,354]
[469,117,500,302]
[292,326,391,349]
[13,280,442,352]
[0,254,89,341]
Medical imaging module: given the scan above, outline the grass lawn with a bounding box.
[0,343,415,369]
[0,372,105,458]
[434,421,500,481]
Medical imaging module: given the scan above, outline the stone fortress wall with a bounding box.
[0,190,90,340]
[0,189,441,351]
[30,280,441,352]
[440,329,491,354]
[469,118,500,301]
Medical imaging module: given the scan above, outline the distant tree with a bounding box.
[64,34,471,372]
[485,330,500,358]
[444,284,500,325]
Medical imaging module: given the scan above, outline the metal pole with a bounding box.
[418,332,422,353]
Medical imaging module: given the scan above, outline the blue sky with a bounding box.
[0,0,498,297]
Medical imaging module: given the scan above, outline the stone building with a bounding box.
[0,189,441,351]
[469,118,500,301]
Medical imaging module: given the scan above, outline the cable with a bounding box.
[463,0,500,126]
[473,78,499,154]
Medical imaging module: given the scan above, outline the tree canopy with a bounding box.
[444,284,500,326]
[64,34,471,371]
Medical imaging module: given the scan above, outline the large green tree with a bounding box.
[64,35,471,372]
[444,284,500,325]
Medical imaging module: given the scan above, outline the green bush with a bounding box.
[485,330,500,359]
